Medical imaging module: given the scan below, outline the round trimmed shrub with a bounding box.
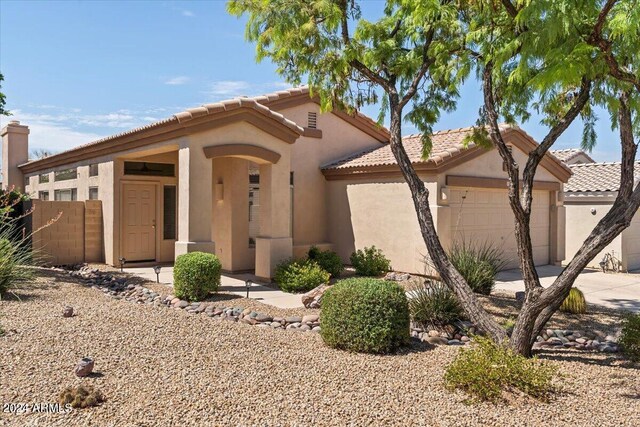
[321,278,410,353]
[274,258,330,293]
[350,246,392,276]
[173,252,221,301]
[308,246,344,278]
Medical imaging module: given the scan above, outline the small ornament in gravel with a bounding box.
[63,306,74,318]
[75,357,95,377]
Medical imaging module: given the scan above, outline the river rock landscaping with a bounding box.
[1,266,639,426]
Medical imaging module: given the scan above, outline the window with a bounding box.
[39,173,50,183]
[124,162,175,177]
[54,168,77,181]
[24,176,30,188]
[89,164,99,177]
[163,186,177,240]
[88,187,99,200]
[39,191,49,201]
[307,112,317,129]
[54,188,77,201]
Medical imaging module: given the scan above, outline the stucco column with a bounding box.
[175,145,215,256]
[255,157,292,279]
[1,121,29,191]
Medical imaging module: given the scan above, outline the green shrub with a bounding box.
[173,252,221,301]
[350,246,391,276]
[448,241,507,295]
[274,258,330,293]
[559,287,587,314]
[321,278,410,353]
[308,246,344,278]
[444,336,557,403]
[619,313,640,362]
[408,280,464,329]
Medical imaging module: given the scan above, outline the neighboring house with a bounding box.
[551,148,595,165]
[563,161,640,271]
[0,88,571,277]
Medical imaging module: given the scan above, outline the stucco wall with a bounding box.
[326,176,440,274]
[276,103,384,247]
[564,201,622,269]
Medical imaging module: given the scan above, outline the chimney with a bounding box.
[1,120,30,191]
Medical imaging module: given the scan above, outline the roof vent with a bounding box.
[307,112,317,129]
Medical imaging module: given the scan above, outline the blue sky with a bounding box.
[0,0,620,161]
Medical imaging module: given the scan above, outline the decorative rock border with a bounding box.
[63,265,621,353]
[533,329,619,353]
[65,266,321,333]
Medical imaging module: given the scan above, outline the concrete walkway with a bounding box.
[123,266,304,309]
[496,265,640,312]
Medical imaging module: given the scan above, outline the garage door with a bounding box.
[449,188,550,269]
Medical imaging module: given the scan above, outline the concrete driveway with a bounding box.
[496,265,640,312]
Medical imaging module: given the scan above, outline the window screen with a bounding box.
[39,191,49,201]
[89,164,99,177]
[88,187,99,200]
[54,188,77,201]
[54,168,77,181]
[163,186,177,240]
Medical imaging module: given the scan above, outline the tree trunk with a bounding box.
[385,97,507,342]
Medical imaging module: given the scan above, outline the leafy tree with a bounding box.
[0,73,9,116]
[229,0,639,356]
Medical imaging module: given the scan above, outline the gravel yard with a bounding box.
[1,268,639,426]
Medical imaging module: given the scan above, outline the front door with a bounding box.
[123,183,156,262]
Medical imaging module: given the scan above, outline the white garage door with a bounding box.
[449,188,550,269]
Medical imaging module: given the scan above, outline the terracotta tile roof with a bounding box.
[21,94,306,167]
[253,87,389,139]
[550,148,595,164]
[565,162,640,193]
[322,124,513,170]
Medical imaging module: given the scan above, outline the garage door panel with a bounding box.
[450,187,550,268]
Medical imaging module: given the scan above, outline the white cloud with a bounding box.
[164,76,190,85]
[206,80,252,97]
[204,81,296,100]
[181,10,195,17]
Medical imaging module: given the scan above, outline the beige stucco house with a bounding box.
[1,88,571,277]
[561,155,640,271]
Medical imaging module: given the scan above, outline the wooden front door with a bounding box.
[123,183,157,262]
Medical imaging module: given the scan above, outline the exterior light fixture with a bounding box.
[153,266,162,283]
[118,257,126,272]
[245,279,253,298]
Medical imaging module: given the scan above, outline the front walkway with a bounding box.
[496,265,640,312]
[123,266,304,309]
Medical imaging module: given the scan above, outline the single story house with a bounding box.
[562,159,640,271]
[1,87,571,277]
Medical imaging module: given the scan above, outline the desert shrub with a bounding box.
[173,252,221,301]
[407,280,464,329]
[619,313,640,362]
[444,336,557,403]
[350,246,391,276]
[559,287,587,314]
[274,258,330,293]
[0,189,36,296]
[308,246,344,278]
[448,242,507,295]
[58,385,105,409]
[0,230,35,296]
[321,278,410,353]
